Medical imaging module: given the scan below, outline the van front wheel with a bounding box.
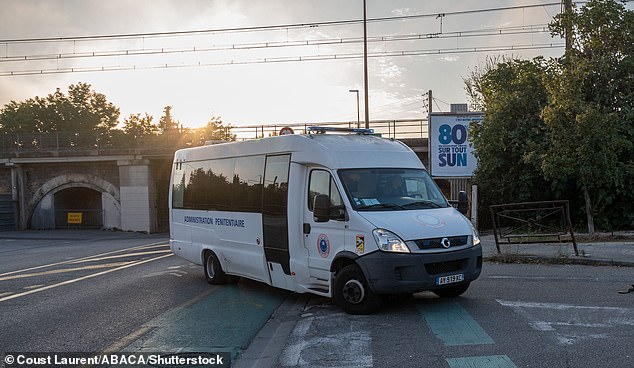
[203,251,227,285]
[333,264,381,315]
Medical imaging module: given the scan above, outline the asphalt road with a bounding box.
[1,231,633,368]
[270,263,634,368]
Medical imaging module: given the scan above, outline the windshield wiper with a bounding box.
[401,200,443,209]
[357,203,405,210]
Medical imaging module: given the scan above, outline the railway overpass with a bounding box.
[0,121,430,232]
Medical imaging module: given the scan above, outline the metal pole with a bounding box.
[564,0,573,53]
[363,0,370,129]
[349,89,360,128]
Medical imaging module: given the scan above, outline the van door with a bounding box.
[262,154,292,275]
[303,169,346,286]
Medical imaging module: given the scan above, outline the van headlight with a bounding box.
[373,229,410,253]
[471,223,481,246]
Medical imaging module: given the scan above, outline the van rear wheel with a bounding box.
[433,282,470,298]
[203,251,227,285]
[333,264,382,315]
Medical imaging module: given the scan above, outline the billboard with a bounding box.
[429,113,482,177]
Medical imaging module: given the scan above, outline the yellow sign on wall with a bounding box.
[67,212,82,224]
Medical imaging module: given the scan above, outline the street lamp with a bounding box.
[349,89,360,128]
[363,0,369,129]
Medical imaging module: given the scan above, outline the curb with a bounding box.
[234,294,308,368]
[484,254,634,268]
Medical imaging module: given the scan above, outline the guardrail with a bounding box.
[489,200,578,256]
[231,119,428,140]
[0,119,428,157]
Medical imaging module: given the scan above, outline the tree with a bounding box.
[122,113,158,138]
[464,58,552,206]
[198,116,236,143]
[541,0,634,233]
[0,82,120,134]
[158,105,179,133]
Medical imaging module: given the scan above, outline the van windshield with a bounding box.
[338,168,449,211]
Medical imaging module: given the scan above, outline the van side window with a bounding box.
[308,170,343,211]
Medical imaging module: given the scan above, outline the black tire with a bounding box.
[333,264,382,315]
[203,251,227,285]
[432,282,470,298]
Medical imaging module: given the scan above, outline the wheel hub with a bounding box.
[206,257,215,278]
[342,279,365,304]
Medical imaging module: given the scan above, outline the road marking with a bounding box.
[122,284,285,360]
[0,292,13,297]
[0,261,136,281]
[497,299,634,345]
[419,302,494,346]
[446,355,517,368]
[0,241,168,277]
[280,314,373,367]
[0,254,172,303]
[68,249,171,263]
[496,300,631,312]
[102,287,219,353]
[23,284,45,290]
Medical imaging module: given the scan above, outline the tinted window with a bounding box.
[338,168,449,211]
[179,156,265,212]
[233,156,264,212]
[262,154,291,274]
[172,161,185,208]
[308,169,343,211]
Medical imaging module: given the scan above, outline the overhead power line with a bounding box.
[0,24,551,63]
[0,42,564,77]
[0,2,581,44]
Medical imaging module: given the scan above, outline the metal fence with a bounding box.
[0,120,428,156]
[489,200,578,256]
[231,119,428,140]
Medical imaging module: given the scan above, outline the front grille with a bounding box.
[414,235,468,250]
[425,259,467,275]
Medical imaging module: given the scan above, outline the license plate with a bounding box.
[436,273,464,286]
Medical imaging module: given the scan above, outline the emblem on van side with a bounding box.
[441,237,451,249]
[355,235,365,254]
[317,234,330,258]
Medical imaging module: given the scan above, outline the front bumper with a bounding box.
[355,244,482,294]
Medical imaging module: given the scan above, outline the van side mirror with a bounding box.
[313,195,331,223]
[457,190,469,215]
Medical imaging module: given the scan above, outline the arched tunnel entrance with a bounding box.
[54,187,103,229]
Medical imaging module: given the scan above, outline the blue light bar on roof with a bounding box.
[307,126,375,135]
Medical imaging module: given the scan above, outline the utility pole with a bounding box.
[428,89,433,114]
[563,0,573,53]
[363,0,370,129]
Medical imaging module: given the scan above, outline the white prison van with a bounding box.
[169,127,482,314]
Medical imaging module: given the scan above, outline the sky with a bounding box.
[0,0,605,128]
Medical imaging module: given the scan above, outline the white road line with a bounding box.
[68,249,171,263]
[0,261,136,281]
[497,299,634,345]
[496,299,631,312]
[0,241,168,277]
[0,254,173,303]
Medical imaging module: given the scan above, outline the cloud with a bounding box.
[391,8,412,16]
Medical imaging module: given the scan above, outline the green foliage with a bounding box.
[467,0,634,231]
[466,58,553,205]
[158,105,179,133]
[122,113,158,137]
[542,0,634,230]
[198,116,236,143]
[0,82,119,133]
